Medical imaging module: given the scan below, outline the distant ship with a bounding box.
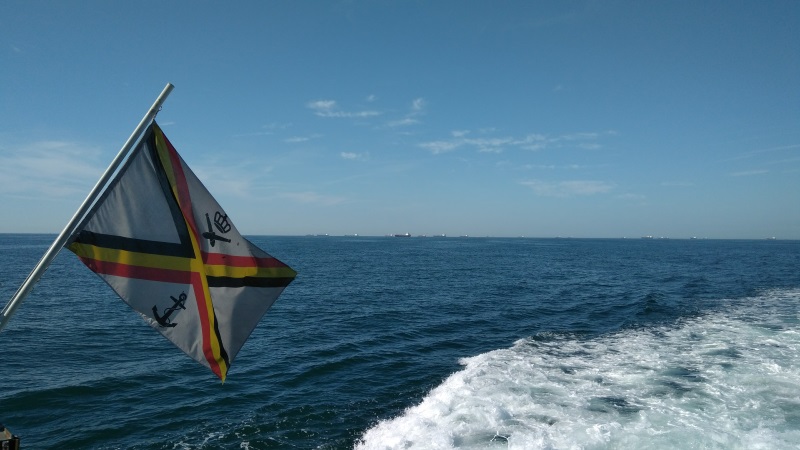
[394,233,411,237]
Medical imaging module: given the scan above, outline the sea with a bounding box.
[1,234,799,449]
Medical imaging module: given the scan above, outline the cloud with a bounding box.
[234,122,293,137]
[283,132,322,143]
[383,97,427,128]
[419,130,613,154]
[387,118,419,127]
[521,163,589,170]
[559,132,603,141]
[196,172,254,198]
[419,136,517,154]
[308,100,336,111]
[514,134,549,151]
[0,140,103,197]
[340,151,369,161]
[264,122,293,131]
[284,135,317,143]
[520,179,614,197]
[279,191,347,206]
[192,159,272,198]
[307,99,381,118]
[285,136,310,143]
[728,143,800,161]
[471,137,515,153]
[419,140,464,154]
[729,169,768,177]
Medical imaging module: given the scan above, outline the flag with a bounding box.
[67,122,296,381]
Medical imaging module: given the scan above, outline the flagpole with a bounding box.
[0,83,175,332]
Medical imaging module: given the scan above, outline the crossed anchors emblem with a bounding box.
[203,211,231,247]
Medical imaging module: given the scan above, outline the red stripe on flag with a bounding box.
[78,257,194,284]
[202,252,288,268]
[161,133,202,246]
[158,130,226,379]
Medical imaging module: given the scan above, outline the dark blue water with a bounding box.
[1,235,799,449]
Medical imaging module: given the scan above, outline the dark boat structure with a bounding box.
[0,423,20,450]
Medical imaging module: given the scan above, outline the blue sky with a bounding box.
[1,1,798,238]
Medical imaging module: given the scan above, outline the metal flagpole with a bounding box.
[0,82,175,332]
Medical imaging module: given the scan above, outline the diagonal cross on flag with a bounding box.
[68,122,295,381]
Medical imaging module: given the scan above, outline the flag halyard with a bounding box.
[68,122,295,381]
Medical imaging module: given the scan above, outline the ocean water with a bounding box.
[0,234,799,449]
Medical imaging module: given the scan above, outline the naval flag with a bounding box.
[67,122,296,381]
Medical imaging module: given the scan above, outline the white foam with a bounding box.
[356,289,800,449]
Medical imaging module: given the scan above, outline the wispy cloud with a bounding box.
[521,163,591,170]
[192,159,272,198]
[285,134,322,143]
[419,130,614,154]
[728,143,800,161]
[729,169,768,177]
[307,99,381,118]
[264,122,292,130]
[233,122,292,138]
[340,151,369,161]
[387,117,420,127]
[419,140,463,154]
[520,179,614,197]
[0,140,103,197]
[515,134,550,151]
[384,97,427,128]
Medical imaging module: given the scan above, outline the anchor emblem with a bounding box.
[203,211,231,247]
[152,292,187,328]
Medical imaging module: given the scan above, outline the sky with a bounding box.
[1,1,798,239]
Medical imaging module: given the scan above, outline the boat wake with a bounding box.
[357,288,800,449]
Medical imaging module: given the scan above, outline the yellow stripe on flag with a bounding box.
[69,243,197,272]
